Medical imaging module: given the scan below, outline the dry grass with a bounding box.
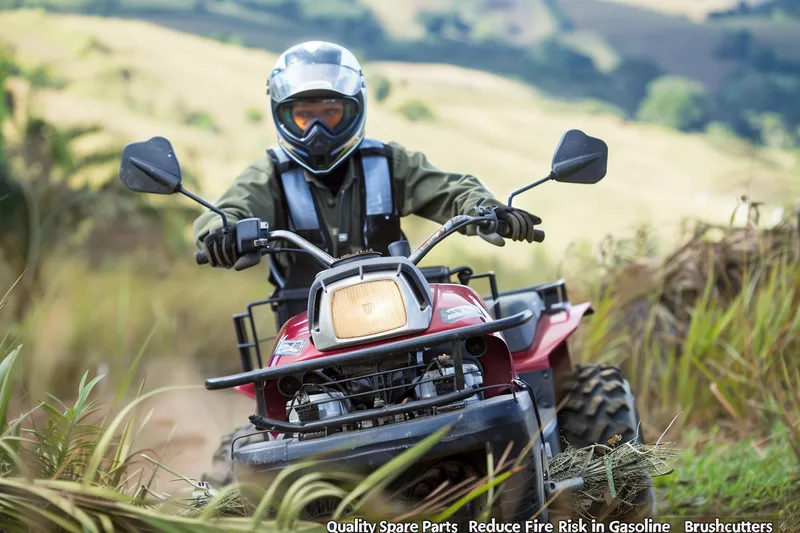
[1,9,799,269]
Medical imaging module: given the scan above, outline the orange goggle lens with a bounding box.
[291,100,345,132]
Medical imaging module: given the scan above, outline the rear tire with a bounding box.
[557,364,657,521]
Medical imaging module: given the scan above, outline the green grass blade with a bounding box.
[0,345,22,431]
[82,385,201,487]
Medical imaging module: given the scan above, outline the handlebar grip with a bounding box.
[195,250,209,265]
[533,229,545,243]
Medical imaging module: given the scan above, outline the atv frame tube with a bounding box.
[249,383,516,433]
[205,309,533,392]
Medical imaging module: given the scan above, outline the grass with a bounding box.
[0,342,676,530]
[1,8,799,528]
[1,9,799,264]
[658,426,799,525]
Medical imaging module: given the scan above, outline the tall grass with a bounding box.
[0,342,675,530]
[574,214,800,459]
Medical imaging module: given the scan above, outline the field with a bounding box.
[0,7,799,530]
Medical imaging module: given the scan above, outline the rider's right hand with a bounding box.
[202,227,239,268]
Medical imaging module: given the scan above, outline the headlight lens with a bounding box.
[331,280,407,339]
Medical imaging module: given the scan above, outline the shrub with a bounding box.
[395,99,435,122]
[745,111,797,149]
[372,75,391,103]
[184,110,218,133]
[636,75,711,132]
[245,107,264,123]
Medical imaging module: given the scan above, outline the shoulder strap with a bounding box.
[267,146,321,232]
[358,138,394,216]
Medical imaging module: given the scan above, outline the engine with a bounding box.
[281,348,486,438]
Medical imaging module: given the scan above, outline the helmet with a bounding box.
[267,41,367,175]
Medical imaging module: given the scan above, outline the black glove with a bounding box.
[202,227,239,268]
[479,205,542,246]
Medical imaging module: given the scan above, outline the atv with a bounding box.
[118,129,654,523]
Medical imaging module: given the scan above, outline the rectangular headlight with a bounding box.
[331,280,407,339]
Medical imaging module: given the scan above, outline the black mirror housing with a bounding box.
[120,136,183,194]
[551,130,608,184]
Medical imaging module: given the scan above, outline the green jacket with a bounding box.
[192,141,502,262]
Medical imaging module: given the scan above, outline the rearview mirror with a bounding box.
[551,130,608,184]
[120,136,182,194]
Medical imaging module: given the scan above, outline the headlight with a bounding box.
[331,280,407,339]
[307,260,434,351]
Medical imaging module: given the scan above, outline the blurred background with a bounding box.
[0,0,799,521]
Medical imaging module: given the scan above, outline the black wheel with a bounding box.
[201,425,268,488]
[202,427,346,521]
[557,364,657,521]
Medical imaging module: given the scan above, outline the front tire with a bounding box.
[557,364,656,521]
[201,425,268,488]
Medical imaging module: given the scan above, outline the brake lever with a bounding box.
[476,206,507,246]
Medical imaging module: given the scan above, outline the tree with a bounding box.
[0,76,198,319]
[636,76,711,132]
[607,59,663,115]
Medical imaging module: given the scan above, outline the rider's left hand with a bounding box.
[480,205,542,246]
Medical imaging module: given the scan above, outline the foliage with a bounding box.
[183,110,218,133]
[372,75,391,103]
[0,50,200,319]
[0,341,675,529]
[709,0,800,21]
[209,31,245,46]
[245,107,263,123]
[581,210,800,461]
[636,75,711,132]
[604,58,663,116]
[395,99,435,122]
[658,426,799,524]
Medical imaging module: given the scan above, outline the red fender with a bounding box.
[235,384,256,399]
[512,302,594,372]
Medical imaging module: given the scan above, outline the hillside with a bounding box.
[2,9,798,268]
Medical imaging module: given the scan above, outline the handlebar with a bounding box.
[195,210,543,270]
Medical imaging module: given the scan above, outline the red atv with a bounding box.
[119,130,653,522]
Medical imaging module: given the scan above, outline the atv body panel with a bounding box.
[232,282,517,420]
[484,280,594,456]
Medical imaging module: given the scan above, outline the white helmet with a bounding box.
[267,41,367,175]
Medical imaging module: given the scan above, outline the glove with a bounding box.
[479,205,542,246]
[202,227,239,268]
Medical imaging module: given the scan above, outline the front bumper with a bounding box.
[233,392,539,476]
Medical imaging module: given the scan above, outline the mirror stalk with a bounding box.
[178,186,230,231]
[507,171,555,207]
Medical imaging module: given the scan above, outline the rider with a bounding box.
[193,41,541,325]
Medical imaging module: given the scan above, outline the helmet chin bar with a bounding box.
[302,121,342,156]
[277,129,365,175]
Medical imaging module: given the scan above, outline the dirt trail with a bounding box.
[132,357,254,492]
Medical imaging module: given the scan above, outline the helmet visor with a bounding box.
[269,63,362,102]
[277,98,360,136]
